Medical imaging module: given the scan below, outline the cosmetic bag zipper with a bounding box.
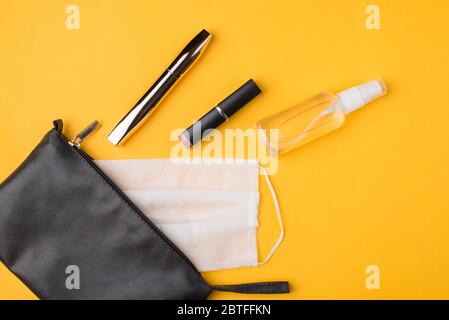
[62,121,200,274]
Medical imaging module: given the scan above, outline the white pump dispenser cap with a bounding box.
[337,78,387,114]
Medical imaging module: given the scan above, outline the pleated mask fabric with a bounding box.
[95,159,283,272]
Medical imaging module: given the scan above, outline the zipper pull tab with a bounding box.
[69,120,101,148]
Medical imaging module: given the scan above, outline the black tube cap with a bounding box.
[218,79,261,118]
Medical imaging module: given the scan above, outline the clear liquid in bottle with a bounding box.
[257,79,387,156]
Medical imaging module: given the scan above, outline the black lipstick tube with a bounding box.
[179,79,261,148]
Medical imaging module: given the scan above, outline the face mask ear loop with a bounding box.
[258,165,285,265]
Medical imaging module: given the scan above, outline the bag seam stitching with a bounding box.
[52,130,209,295]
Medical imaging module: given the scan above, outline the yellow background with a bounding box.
[1,0,448,300]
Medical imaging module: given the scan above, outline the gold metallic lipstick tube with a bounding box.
[108,29,211,146]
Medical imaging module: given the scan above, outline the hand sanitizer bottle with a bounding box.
[257,78,387,155]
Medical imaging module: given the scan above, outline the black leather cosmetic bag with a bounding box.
[0,120,289,299]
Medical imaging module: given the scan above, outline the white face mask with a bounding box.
[95,159,284,272]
